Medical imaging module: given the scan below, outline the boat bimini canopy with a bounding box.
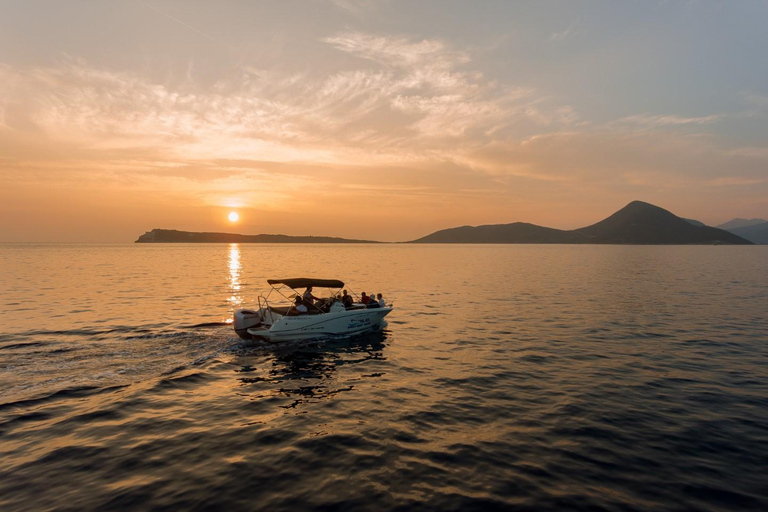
[266,278,344,290]
[260,278,345,317]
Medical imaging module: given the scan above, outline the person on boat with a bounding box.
[360,292,370,305]
[377,293,386,307]
[290,295,308,315]
[341,290,353,308]
[302,286,320,306]
[367,294,380,308]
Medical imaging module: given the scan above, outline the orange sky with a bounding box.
[1,1,767,242]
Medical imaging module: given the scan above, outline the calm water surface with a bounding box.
[1,244,767,511]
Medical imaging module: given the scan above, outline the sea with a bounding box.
[1,243,767,512]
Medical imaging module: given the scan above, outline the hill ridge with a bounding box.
[716,218,768,230]
[410,201,751,245]
[135,229,380,244]
[722,222,768,244]
[136,202,755,245]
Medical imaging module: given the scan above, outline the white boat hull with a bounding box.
[234,306,392,342]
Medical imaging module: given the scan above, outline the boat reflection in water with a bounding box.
[234,329,389,410]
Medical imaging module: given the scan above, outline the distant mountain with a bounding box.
[410,222,588,244]
[716,218,768,230]
[135,229,379,244]
[409,201,752,245]
[723,222,768,244]
[683,218,706,227]
[575,201,748,244]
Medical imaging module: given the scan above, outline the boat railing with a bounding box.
[257,295,278,324]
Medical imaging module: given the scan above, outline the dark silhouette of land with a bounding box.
[135,229,379,244]
[716,218,768,230]
[408,222,589,244]
[722,222,768,244]
[410,201,751,245]
[574,201,748,244]
[136,201,754,245]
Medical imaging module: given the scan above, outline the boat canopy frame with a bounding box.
[267,278,344,290]
[257,278,346,322]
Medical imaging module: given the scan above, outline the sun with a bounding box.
[228,211,239,223]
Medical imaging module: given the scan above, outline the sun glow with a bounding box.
[228,211,239,223]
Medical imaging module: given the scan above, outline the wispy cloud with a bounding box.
[3,33,578,165]
[742,92,768,108]
[2,29,764,240]
[707,176,768,187]
[550,19,580,41]
[325,32,468,69]
[323,32,576,138]
[738,91,768,118]
[615,113,721,128]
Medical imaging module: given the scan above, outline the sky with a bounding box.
[1,0,767,242]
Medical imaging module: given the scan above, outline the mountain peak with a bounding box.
[620,200,671,214]
[576,201,747,244]
[409,201,751,245]
[625,200,656,208]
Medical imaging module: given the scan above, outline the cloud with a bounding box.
[324,32,466,69]
[457,129,768,192]
[742,92,768,108]
[615,113,721,128]
[738,92,768,118]
[725,147,768,159]
[707,176,768,187]
[2,33,579,166]
[2,30,764,241]
[323,32,576,139]
[550,19,580,42]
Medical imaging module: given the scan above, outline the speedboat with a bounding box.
[234,278,393,343]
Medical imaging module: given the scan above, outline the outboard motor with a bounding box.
[234,309,263,340]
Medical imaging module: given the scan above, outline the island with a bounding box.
[135,229,379,244]
[408,201,752,245]
[135,201,754,245]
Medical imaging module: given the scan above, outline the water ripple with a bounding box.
[1,244,767,511]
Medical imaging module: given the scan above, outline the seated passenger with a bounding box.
[367,293,380,308]
[360,292,370,305]
[289,295,308,315]
[341,290,354,309]
[377,293,386,307]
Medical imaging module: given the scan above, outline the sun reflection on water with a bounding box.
[226,243,242,317]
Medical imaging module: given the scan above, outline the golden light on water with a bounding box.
[226,243,242,320]
[228,211,239,223]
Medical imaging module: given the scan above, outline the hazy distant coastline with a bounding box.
[136,201,756,245]
[410,201,753,245]
[135,229,380,244]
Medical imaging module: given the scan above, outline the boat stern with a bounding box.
[234,308,263,340]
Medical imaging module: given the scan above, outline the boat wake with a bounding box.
[0,319,392,407]
[0,323,239,406]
